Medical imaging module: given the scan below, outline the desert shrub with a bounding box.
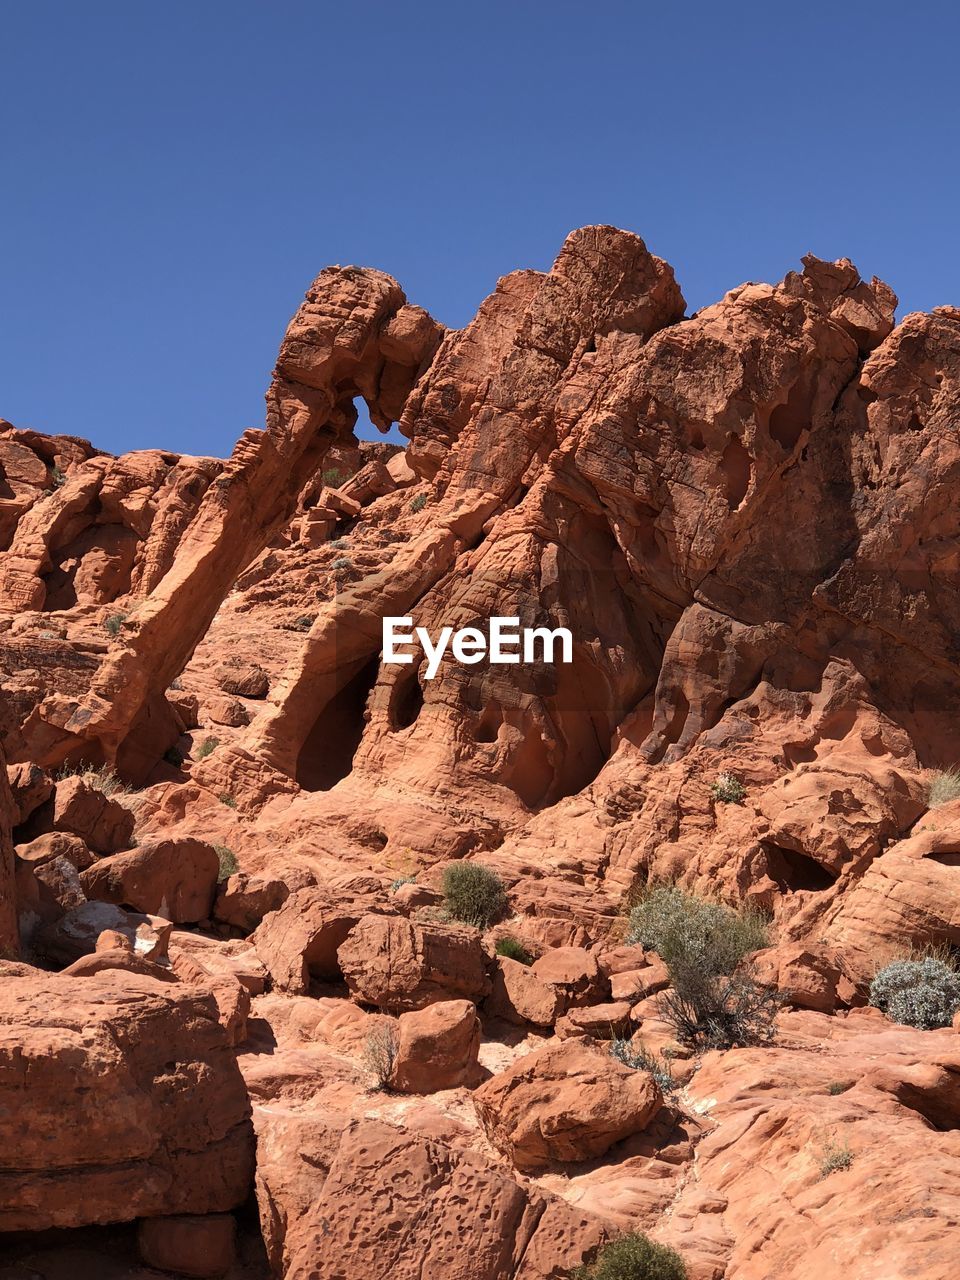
[50,464,66,488]
[409,492,428,513]
[442,862,507,928]
[818,1138,853,1179]
[626,886,776,1050]
[330,537,349,549]
[322,467,346,486]
[362,1022,398,1089]
[214,845,238,882]
[391,875,417,891]
[163,745,184,767]
[625,885,768,972]
[495,935,533,965]
[660,974,782,1052]
[195,736,219,760]
[826,1080,852,1095]
[869,955,960,1029]
[927,768,960,808]
[56,762,132,799]
[103,612,127,637]
[609,1038,679,1097]
[572,1231,686,1280]
[331,556,352,570]
[711,771,746,804]
[218,792,237,809]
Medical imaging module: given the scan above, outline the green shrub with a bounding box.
[826,1080,852,1095]
[103,612,127,637]
[927,768,960,808]
[441,862,507,928]
[711,771,746,804]
[495,935,533,965]
[572,1231,686,1280]
[409,492,428,513]
[50,464,66,488]
[818,1138,853,1179]
[625,885,768,972]
[869,955,960,1029]
[214,845,238,882]
[322,467,346,486]
[391,875,417,891]
[218,792,237,809]
[195,736,219,760]
[626,886,776,1050]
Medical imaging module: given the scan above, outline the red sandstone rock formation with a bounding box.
[2,227,960,1278]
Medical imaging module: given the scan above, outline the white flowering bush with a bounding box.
[869,956,960,1029]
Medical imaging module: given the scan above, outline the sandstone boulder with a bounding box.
[390,999,481,1093]
[36,900,172,965]
[251,885,388,994]
[555,1000,634,1039]
[530,946,609,1012]
[473,1038,662,1171]
[214,869,290,932]
[484,955,563,1027]
[215,661,269,699]
[45,775,135,854]
[338,914,491,1011]
[138,1213,237,1278]
[254,1114,607,1280]
[80,837,220,923]
[0,970,254,1230]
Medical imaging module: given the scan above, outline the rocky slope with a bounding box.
[1,226,959,1279]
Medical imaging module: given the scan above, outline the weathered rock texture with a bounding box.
[2,227,960,1278]
[0,969,254,1230]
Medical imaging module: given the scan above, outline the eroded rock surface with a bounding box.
[2,228,960,1278]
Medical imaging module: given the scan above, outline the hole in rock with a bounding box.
[295,656,380,791]
[768,381,810,450]
[42,524,139,611]
[927,850,960,867]
[389,665,424,731]
[721,437,752,510]
[766,842,837,893]
[475,701,504,743]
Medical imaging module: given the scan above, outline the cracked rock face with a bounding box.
[1,226,960,1279]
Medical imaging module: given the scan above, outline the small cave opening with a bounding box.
[295,656,380,791]
[389,665,424,731]
[765,842,837,893]
[721,437,752,510]
[474,700,504,743]
[768,381,811,450]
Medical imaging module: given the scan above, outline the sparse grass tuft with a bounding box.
[495,935,534,966]
[442,862,507,928]
[362,1021,399,1089]
[826,1080,853,1096]
[218,792,237,809]
[331,556,352,570]
[391,875,417,891]
[195,736,219,760]
[214,845,238,882]
[927,768,960,808]
[610,1038,680,1098]
[409,492,428,513]
[103,612,128,638]
[818,1138,854,1179]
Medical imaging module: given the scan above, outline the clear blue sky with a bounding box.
[2,1,958,457]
